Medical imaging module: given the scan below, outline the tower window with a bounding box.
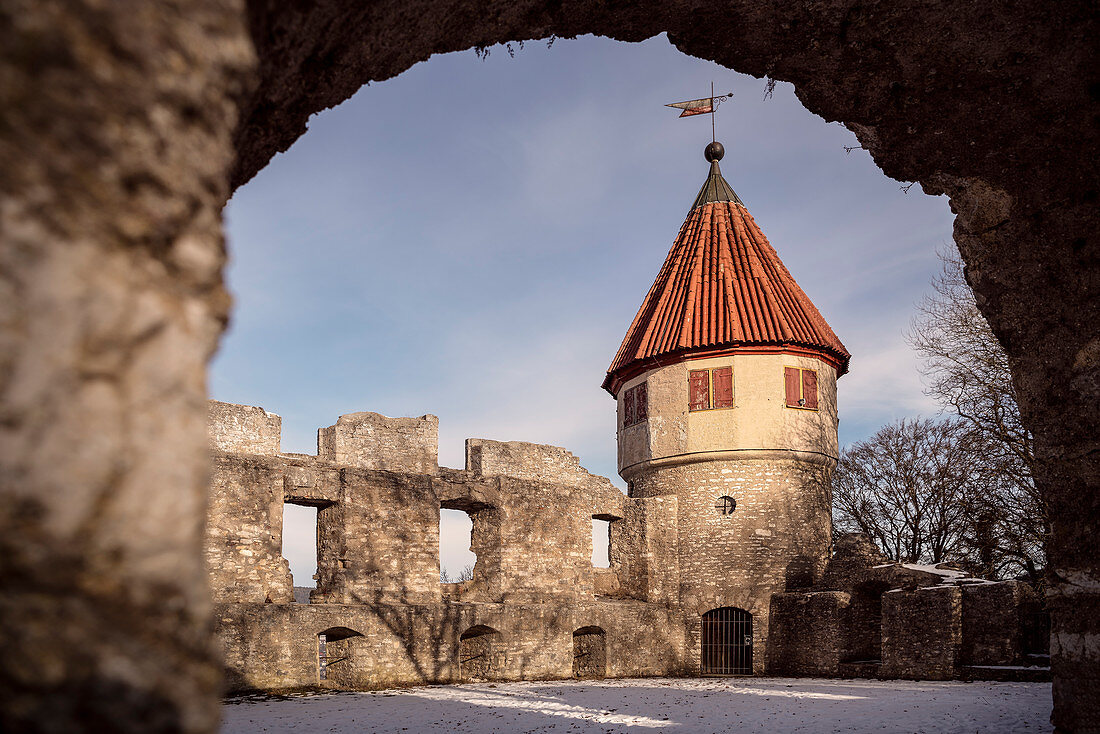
[715,496,737,515]
[784,367,819,410]
[622,381,648,427]
[688,366,733,411]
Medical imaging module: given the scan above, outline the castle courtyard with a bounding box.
[221,678,1050,733]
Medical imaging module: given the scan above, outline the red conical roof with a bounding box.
[603,158,850,395]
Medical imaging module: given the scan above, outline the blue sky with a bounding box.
[215,34,954,583]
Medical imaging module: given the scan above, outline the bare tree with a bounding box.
[440,563,475,583]
[833,417,989,566]
[907,248,1047,584]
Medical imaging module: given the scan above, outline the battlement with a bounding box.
[208,401,623,490]
[318,411,439,475]
[209,400,282,455]
[466,438,617,493]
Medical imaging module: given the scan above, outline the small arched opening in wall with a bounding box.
[572,626,607,679]
[843,581,892,664]
[458,625,502,681]
[317,626,364,688]
[701,607,753,675]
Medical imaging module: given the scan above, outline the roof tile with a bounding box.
[603,161,850,393]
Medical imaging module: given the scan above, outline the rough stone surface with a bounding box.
[208,406,691,689]
[224,4,1098,725]
[209,400,281,455]
[961,582,1026,667]
[208,406,1034,696]
[0,2,254,732]
[318,412,438,475]
[767,592,850,677]
[881,586,963,681]
[768,534,1047,681]
[4,0,1097,730]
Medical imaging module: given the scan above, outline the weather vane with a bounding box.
[665,82,734,143]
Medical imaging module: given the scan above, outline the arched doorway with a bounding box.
[317,626,363,687]
[459,625,501,680]
[572,626,607,679]
[701,607,753,675]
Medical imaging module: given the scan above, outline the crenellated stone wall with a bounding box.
[206,402,696,690]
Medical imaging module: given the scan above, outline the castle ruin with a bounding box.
[207,149,1044,691]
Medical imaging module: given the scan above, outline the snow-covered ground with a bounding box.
[220,677,1051,733]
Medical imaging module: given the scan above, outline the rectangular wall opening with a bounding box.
[439,508,476,582]
[592,517,611,568]
[282,503,318,603]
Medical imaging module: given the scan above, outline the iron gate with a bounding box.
[701,607,753,675]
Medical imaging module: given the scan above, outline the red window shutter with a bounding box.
[784,367,801,407]
[635,381,648,422]
[713,366,733,408]
[689,370,711,411]
[623,386,636,427]
[802,370,819,410]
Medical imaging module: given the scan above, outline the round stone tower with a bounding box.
[603,143,850,673]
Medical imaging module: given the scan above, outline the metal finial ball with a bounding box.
[704,141,725,162]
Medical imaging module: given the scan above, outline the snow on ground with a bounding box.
[220,677,1051,733]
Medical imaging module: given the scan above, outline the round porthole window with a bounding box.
[715,496,736,515]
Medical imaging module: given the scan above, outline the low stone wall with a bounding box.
[216,599,687,692]
[961,581,1023,666]
[881,586,962,680]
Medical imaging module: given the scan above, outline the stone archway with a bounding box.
[458,625,502,681]
[2,2,1095,732]
[572,626,607,679]
[318,626,365,688]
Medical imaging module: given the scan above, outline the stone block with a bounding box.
[209,400,281,455]
[881,585,962,679]
[767,591,850,676]
[318,412,438,474]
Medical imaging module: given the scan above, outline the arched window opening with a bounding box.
[459,625,501,681]
[572,626,607,679]
[317,626,363,685]
[701,607,753,675]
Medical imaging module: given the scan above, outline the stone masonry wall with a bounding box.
[881,586,963,680]
[207,404,697,693]
[611,496,679,605]
[206,454,293,603]
[216,598,686,692]
[324,468,440,605]
[629,456,832,672]
[767,592,850,676]
[209,400,282,455]
[318,412,438,475]
[961,582,1023,666]
[465,440,627,604]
